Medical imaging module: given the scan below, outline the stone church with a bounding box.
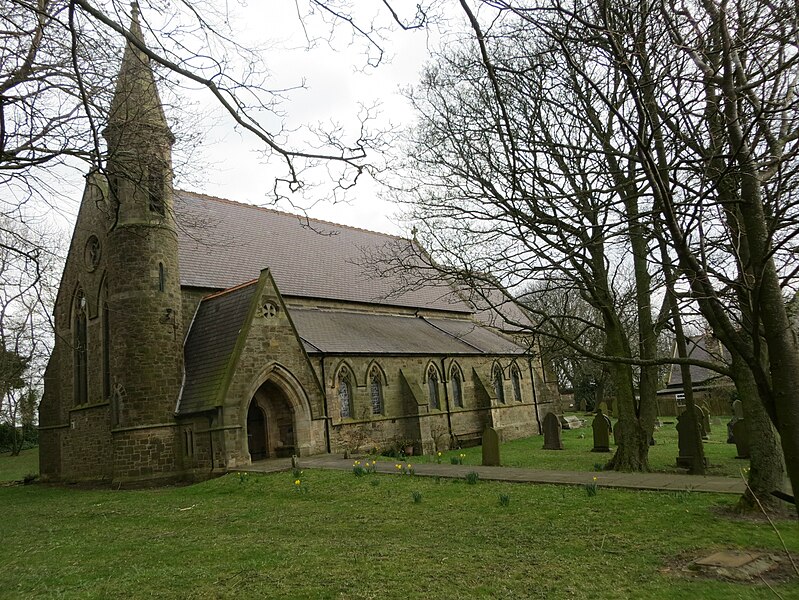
[38,9,559,485]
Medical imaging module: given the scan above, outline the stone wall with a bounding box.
[317,354,548,454]
[61,404,113,481]
[111,426,180,483]
[217,272,328,468]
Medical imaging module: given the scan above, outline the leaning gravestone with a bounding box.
[732,419,750,459]
[482,427,501,466]
[591,409,612,452]
[559,415,584,430]
[676,408,707,468]
[542,412,564,450]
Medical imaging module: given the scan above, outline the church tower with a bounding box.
[103,3,184,482]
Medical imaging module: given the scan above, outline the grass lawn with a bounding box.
[417,416,748,479]
[1,467,797,599]
[0,446,39,482]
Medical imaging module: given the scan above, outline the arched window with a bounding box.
[370,368,384,415]
[450,366,463,408]
[74,290,88,405]
[338,371,352,419]
[427,365,440,410]
[493,364,505,404]
[511,365,523,402]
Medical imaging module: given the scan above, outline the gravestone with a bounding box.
[559,415,584,430]
[542,412,564,450]
[591,409,612,452]
[700,403,712,434]
[598,401,610,418]
[696,405,710,440]
[482,427,501,466]
[732,419,750,459]
[676,408,708,468]
[727,399,744,444]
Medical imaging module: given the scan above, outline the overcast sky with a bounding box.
[167,3,447,237]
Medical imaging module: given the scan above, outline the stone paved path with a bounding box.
[240,454,747,494]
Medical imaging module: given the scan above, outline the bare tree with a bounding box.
[1,1,432,248]
[387,12,679,471]
[391,0,795,511]
[0,216,59,455]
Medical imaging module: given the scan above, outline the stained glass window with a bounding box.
[512,366,522,402]
[338,372,352,418]
[451,367,463,408]
[493,365,505,404]
[427,366,440,410]
[370,370,384,415]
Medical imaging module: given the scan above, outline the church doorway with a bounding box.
[246,403,268,460]
[247,380,296,461]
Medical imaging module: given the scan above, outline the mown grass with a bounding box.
[420,415,748,479]
[0,446,39,482]
[1,468,796,599]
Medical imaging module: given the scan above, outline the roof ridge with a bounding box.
[202,278,259,301]
[175,188,406,240]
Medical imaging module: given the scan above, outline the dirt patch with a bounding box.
[711,504,798,524]
[662,549,799,586]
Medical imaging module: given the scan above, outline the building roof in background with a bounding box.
[666,334,730,389]
[174,191,471,314]
[292,308,525,355]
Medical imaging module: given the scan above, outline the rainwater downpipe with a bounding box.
[440,356,454,442]
[320,356,332,454]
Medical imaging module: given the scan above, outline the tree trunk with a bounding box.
[731,354,788,513]
[604,323,650,471]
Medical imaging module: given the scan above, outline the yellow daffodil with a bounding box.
[294,479,301,486]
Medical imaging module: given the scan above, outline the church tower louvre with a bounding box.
[103,3,184,482]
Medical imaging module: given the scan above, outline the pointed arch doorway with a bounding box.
[246,380,297,461]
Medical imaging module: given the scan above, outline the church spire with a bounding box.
[104,2,173,150]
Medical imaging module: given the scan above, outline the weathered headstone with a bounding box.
[591,409,612,452]
[733,399,744,419]
[598,401,609,417]
[559,415,584,430]
[700,403,712,434]
[732,419,750,459]
[696,405,710,440]
[482,427,501,466]
[727,399,744,444]
[542,412,564,450]
[676,409,707,468]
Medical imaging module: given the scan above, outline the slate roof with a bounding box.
[291,308,526,355]
[174,190,470,313]
[666,334,730,389]
[178,280,257,415]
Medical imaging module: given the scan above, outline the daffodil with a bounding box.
[294,479,301,486]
